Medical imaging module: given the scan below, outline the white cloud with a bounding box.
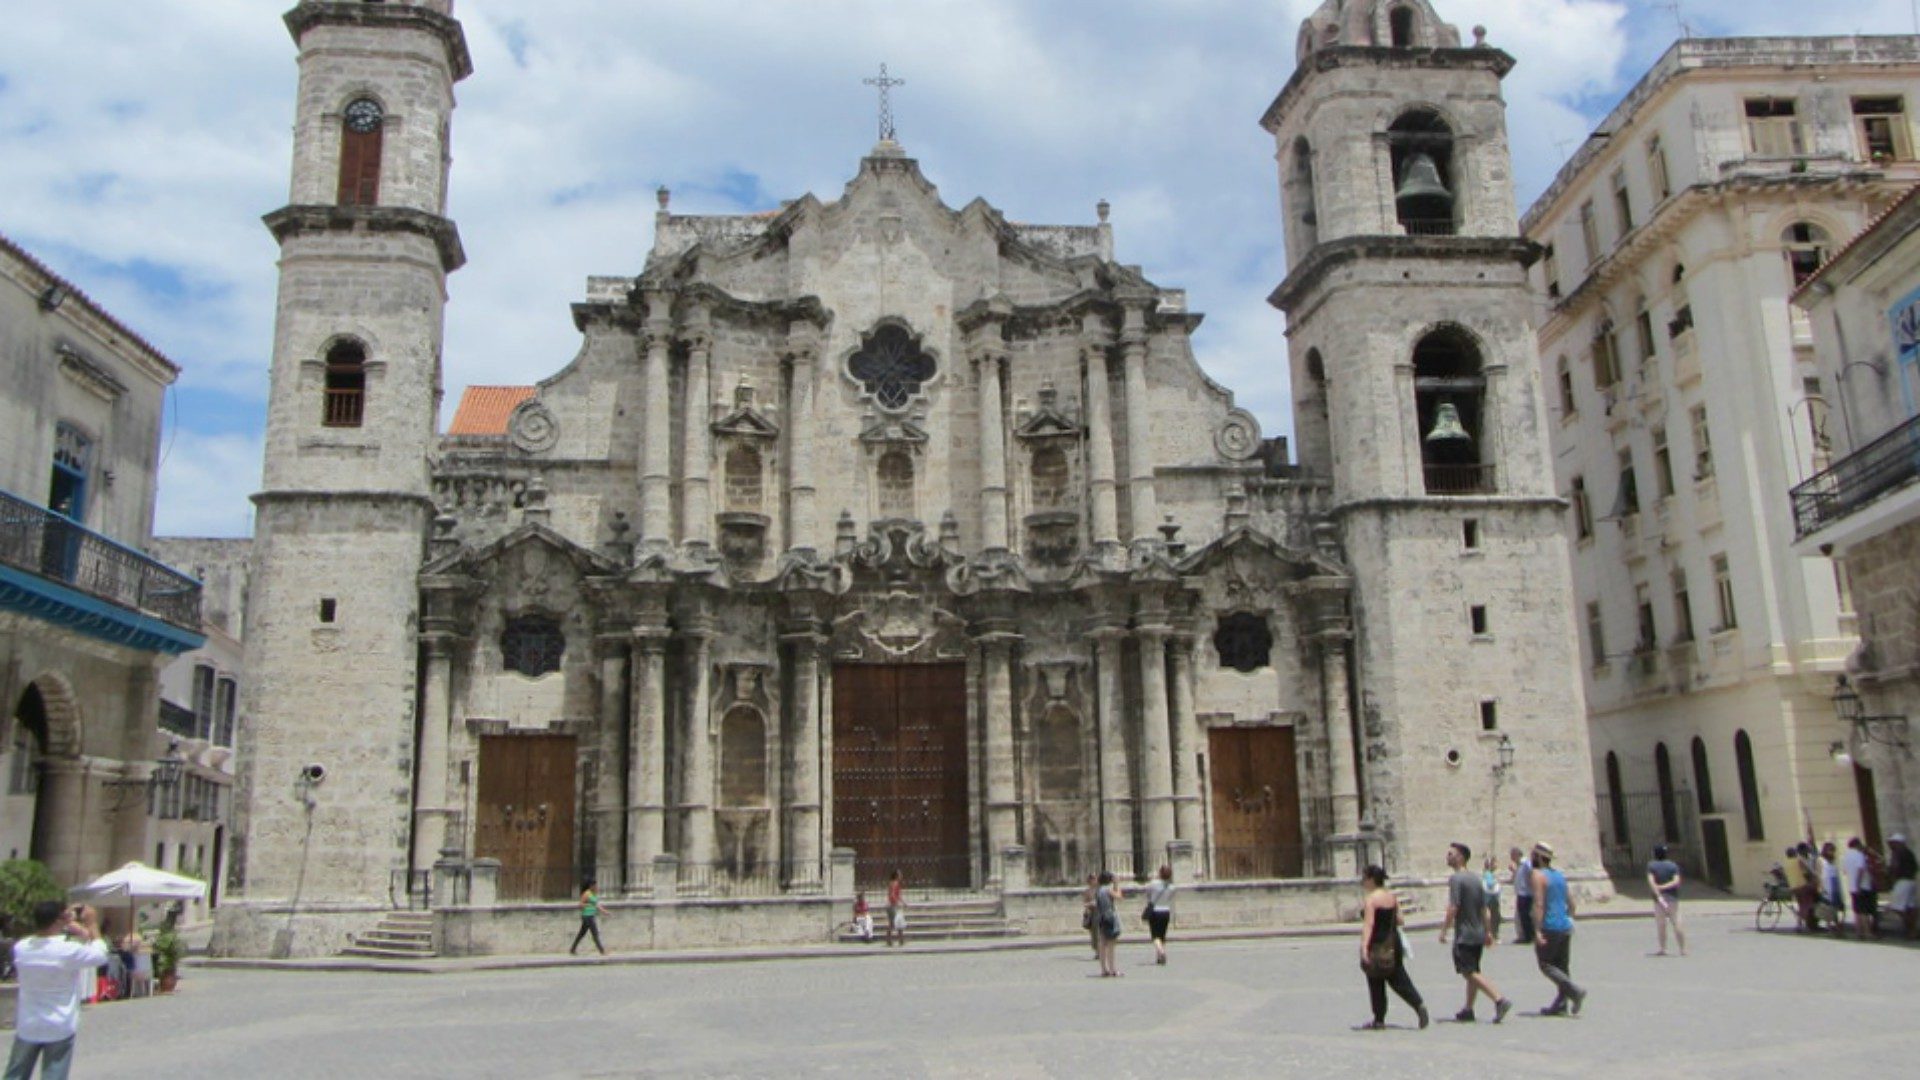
[152,428,262,539]
[0,0,1870,536]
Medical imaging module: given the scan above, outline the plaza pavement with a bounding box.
[66,904,1918,1079]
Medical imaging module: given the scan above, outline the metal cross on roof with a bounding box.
[863,63,905,142]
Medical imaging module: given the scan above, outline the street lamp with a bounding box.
[103,740,187,806]
[1495,733,1516,773]
[1831,675,1911,752]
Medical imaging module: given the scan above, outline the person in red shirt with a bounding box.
[885,870,906,948]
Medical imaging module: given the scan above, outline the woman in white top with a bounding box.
[1143,864,1176,966]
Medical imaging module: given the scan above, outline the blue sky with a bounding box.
[3,0,1917,538]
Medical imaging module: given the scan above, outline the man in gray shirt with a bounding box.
[1440,842,1513,1023]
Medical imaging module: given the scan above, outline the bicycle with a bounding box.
[1754,879,1793,931]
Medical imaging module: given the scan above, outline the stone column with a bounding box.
[979,633,1020,875]
[784,338,820,552]
[976,351,1010,551]
[626,624,670,893]
[1120,332,1159,541]
[1084,344,1120,548]
[681,328,714,547]
[31,759,92,886]
[679,615,716,867]
[411,634,455,873]
[594,634,628,890]
[639,324,675,546]
[1168,631,1205,846]
[783,629,825,885]
[1321,636,1362,875]
[1091,623,1134,876]
[1136,623,1176,870]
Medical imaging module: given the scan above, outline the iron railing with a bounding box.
[1597,787,1702,883]
[1423,463,1498,495]
[0,487,200,629]
[391,869,433,910]
[322,387,364,427]
[1401,218,1458,236]
[1790,411,1920,538]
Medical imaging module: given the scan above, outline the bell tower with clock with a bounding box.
[1260,1,1606,880]
[229,0,470,948]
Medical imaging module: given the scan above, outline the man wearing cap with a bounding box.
[1529,842,1587,1017]
[1887,834,1918,940]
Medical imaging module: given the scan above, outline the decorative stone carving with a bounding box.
[1214,407,1263,461]
[832,589,968,662]
[846,518,958,575]
[508,399,560,453]
[946,548,1031,595]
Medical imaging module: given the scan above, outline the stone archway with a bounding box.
[25,672,84,757]
[10,674,87,877]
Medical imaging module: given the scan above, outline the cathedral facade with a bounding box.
[222,0,1606,956]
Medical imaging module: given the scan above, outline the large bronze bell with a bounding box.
[1396,152,1453,219]
[1424,400,1473,444]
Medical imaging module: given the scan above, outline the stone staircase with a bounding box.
[341,910,437,960]
[838,896,1022,944]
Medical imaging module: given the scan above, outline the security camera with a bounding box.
[300,763,327,784]
[1819,543,1834,557]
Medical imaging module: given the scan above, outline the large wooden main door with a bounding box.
[1209,726,1303,880]
[474,734,577,901]
[832,664,970,888]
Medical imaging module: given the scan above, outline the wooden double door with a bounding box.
[831,664,971,888]
[474,734,577,900]
[1209,726,1304,879]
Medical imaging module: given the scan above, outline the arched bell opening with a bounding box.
[1413,328,1492,494]
[1290,136,1319,251]
[1389,6,1417,48]
[1388,109,1456,235]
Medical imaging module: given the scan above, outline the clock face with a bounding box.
[344,99,383,134]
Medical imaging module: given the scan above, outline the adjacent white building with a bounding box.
[1522,37,1920,893]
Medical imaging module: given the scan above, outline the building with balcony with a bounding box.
[1521,37,1920,894]
[0,230,205,888]
[1792,184,1920,843]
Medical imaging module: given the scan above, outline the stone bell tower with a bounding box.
[1262,1,1605,881]
[227,0,469,951]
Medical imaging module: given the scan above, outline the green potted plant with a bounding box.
[150,926,184,993]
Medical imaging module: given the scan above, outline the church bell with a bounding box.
[1395,152,1453,220]
[1424,400,1472,444]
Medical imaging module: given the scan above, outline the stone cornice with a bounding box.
[1260,45,1515,134]
[1268,235,1540,313]
[283,3,473,82]
[264,205,466,273]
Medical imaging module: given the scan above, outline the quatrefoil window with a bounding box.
[848,323,935,412]
[502,614,565,677]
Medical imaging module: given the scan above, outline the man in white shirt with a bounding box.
[1841,837,1877,941]
[5,900,107,1080]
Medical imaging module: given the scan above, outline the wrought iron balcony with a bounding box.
[0,487,204,653]
[1791,411,1920,539]
[1422,463,1498,496]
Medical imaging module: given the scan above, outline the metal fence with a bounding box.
[1597,787,1702,882]
[0,486,201,629]
[1790,411,1920,538]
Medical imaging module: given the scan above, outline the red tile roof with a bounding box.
[448,385,534,436]
[1792,182,1920,301]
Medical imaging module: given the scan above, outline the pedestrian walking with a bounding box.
[569,880,605,955]
[1885,834,1917,939]
[6,900,108,1080]
[885,869,907,948]
[1842,837,1878,940]
[1646,844,1686,956]
[1509,846,1534,945]
[1440,843,1512,1024]
[1093,870,1123,977]
[1357,864,1427,1030]
[1481,856,1503,942]
[1529,842,1586,1017]
[1143,864,1176,966]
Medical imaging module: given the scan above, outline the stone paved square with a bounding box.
[69,912,1920,1078]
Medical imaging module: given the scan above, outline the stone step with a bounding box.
[340,942,437,960]
[382,911,435,924]
[359,930,434,947]
[837,925,1023,944]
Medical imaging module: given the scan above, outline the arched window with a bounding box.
[718,707,768,807]
[1605,751,1630,851]
[1292,137,1319,249]
[724,445,763,512]
[1782,222,1831,288]
[1691,736,1715,814]
[1734,729,1764,840]
[49,421,92,523]
[323,340,367,427]
[876,450,914,519]
[1412,328,1490,494]
[1389,6,1416,48]
[1655,742,1680,843]
[1030,447,1070,510]
[1035,705,1083,801]
[337,98,384,206]
[1388,109,1455,234]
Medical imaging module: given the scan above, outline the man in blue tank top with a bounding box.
[1528,842,1587,1017]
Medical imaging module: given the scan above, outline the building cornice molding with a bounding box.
[1269,235,1540,314]
[283,2,473,82]
[1261,45,1515,134]
[264,204,466,273]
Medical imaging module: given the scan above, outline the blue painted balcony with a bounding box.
[1791,412,1920,550]
[0,486,204,654]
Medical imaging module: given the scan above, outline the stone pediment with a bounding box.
[421,521,623,580]
[1012,381,1082,443]
[857,412,930,450]
[1176,525,1347,580]
[711,382,780,441]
